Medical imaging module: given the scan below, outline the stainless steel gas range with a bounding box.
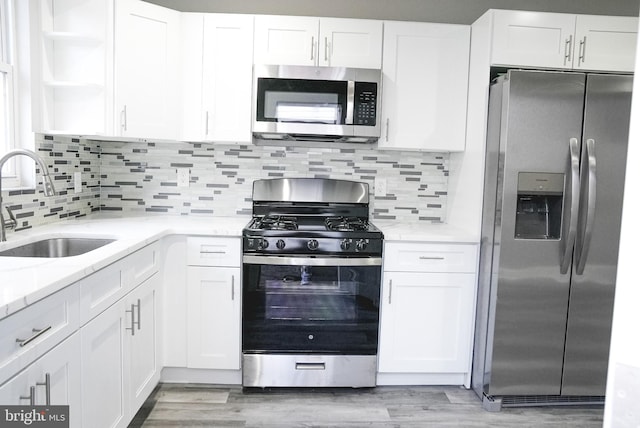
[242,178,383,388]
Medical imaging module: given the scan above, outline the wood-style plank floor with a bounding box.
[129,383,604,427]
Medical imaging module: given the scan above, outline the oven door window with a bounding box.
[243,261,381,355]
[256,78,348,125]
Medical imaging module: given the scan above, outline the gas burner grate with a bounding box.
[325,216,369,232]
[257,216,299,231]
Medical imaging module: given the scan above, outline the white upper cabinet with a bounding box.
[114,0,181,140]
[253,16,383,68]
[181,14,253,143]
[30,0,114,135]
[491,10,638,72]
[379,21,470,152]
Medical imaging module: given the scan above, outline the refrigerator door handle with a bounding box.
[560,138,581,274]
[576,138,597,275]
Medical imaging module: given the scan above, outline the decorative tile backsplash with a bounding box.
[99,141,449,221]
[2,135,449,235]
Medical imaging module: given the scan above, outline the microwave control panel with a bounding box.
[354,82,378,126]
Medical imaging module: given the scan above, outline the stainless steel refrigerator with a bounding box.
[472,69,633,411]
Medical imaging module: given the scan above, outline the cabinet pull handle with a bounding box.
[205,111,210,136]
[564,35,573,65]
[578,36,586,64]
[20,386,36,406]
[121,105,127,132]
[310,36,315,61]
[126,302,138,336]
[419,256,445,260]
[324,37,329,62]
[385,118,390,142]
[388,279,393,304]
[231,275,235,300]
[36,373,51,405]
[136,298,141,330]
[16,326,52,347]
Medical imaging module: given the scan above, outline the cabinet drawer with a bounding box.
[384,242,477,273]
[79,263,123,325]
[0,285,79,385]
[121,242,160,288]
[187,237,241,267]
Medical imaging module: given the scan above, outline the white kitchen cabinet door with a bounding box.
[126,273,161,413]
[491,10,576,69]
[573,15,638,72]
[379,21,470,152]
[201,14,254,143]
[115,0,181,140]
[378,271,475,373]
[80,299,128,428]
[0,333,81,428]
[318,18,383,68]
[187,266,241,370]
[253,15,318,66]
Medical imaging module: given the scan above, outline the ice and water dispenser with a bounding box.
[515,172,564,239]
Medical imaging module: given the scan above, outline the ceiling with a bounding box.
[143,0,640,25]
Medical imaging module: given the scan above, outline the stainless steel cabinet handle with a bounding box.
[564,35,573,65]
[205,111,210,136]
[576,138,597,275]
[121,105,127,132]
[20,386,36,406]
[136,298,141,330]
[231,275,235,301]
[126,302,139,336]
[310,36,315,61]
[16,326,52,347]
[385,118,390,142]
[419,256,445,260]
[388,279,393,304]
[561,138,581,274]
[578,37,587,64]
[36,373,51,405]
[324,37,329,62]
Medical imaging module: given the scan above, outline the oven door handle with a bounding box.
[243,255,382,266]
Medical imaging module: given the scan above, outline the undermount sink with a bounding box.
[0,237,116,258]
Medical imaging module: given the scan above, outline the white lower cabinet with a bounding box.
[186,237,241,370]
[80,272,160,428]
[0,333,81,427]
[378,242,478,385]
[187,266,240,369]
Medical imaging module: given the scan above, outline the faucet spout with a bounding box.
[0,149,58,241]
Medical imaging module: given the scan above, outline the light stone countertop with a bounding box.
[0,214,478,320]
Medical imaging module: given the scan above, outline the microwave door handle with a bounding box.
[576,138,597,275]
[346,81,355,125]
[560,137,581,274]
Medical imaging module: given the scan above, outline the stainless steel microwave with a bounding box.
[252,65,381,144]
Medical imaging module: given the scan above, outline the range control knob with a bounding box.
[276,239,286,250]
[257,238,269,250]
[355,239,368,252]
[340,239,352,251]
[307,239,319,251]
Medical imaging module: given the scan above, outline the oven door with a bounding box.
[242,255,382,355]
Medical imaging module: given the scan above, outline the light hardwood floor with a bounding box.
[129,384,604,427]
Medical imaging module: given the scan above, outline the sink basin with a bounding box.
[0,237,116,258]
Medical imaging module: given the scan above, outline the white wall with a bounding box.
[603,21,640,428]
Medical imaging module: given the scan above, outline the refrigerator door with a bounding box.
[562,74,632,395]
[483,70,586,397]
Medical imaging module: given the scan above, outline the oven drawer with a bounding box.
[187,237,241,267]
[243,354,377,388]
[383,242,478,273]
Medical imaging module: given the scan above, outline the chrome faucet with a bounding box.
[0,149,57,241]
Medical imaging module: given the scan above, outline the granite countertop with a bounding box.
[0,214,479,320]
